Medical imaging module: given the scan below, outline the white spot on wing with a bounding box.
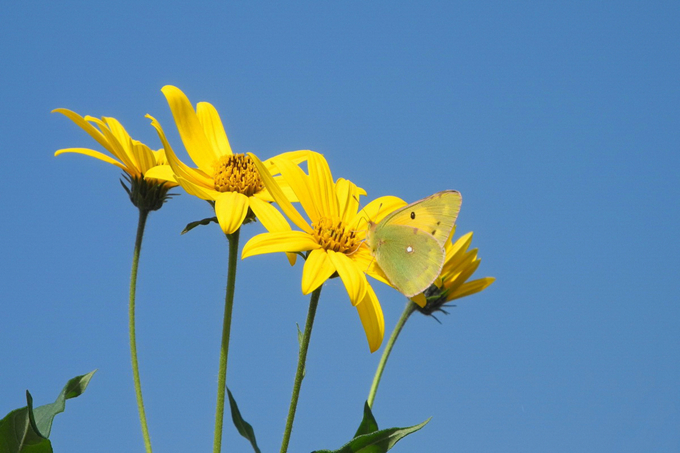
[406,246,414,253]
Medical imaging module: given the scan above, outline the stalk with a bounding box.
[367,300,416,408]
[213,228,241,453]
[280,286,323,453]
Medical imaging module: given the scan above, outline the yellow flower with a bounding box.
[144,85,308,235]
[410,227,495,315]
[242,151,408,352]
[53,109,177,211]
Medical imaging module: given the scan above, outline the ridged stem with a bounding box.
[213,228,241,453]
[129,208,153,453]
[367,300,417,408]
[280,286,323,453]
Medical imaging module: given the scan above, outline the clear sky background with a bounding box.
[2,2,679,452]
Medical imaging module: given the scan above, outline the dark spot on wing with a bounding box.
[431,230,437,235]
[436,221,441,225]
[410,211,416,220]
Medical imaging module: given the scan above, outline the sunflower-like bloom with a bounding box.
[53,109,177,211]
[144,85,308,235]
[411,227,495,316]
[242,151,410,352]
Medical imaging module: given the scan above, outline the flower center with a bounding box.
[212,153,264,196]
[312,217,361,254]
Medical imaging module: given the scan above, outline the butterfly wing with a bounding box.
[379,190,462,247]
[371,223,446,297]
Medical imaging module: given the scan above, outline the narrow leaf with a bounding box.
[227,388,261,453]
[312,418,430,453]
[181,216,218,234]
[353,402,379,437]
[296,323,303,348]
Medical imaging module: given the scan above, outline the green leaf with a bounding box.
[32,370,96,438]
[312,418,430,453]
[0,392,52,453]
[296,323,303,347]
[0,371,96,453]
[181,217,218,234]
[353,402,379,437]
[226,388,261,453]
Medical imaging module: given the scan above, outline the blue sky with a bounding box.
[2,1,679,452]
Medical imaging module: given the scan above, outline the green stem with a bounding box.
[129,208,153,453]
[367,300,417,409]
[213,228,241,453]
[280,286,323,453]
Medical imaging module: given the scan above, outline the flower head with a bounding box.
[242,151,408,352]
[410,228,495,317]
[144,86,308,235]
[53,109,177,211]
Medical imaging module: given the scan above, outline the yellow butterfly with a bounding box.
[366,190,462,297]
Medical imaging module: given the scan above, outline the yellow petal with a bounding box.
[250,201,302,262]
[248,196,291,232]
[147,114,215,190]
[144,164,177,183]
[270,156,320,223]
[351,196,406,230]
[161,85,218,174]
[301,249,336,294]
[253,179,295,203]
[445,231,473,262]
[196,101,232,157]
[176,176,218,200]
[250,200,303,265]
[52,109,114,156]
[263,150,310,170]
[326,250,367,306]
[131,141,157,175]
[286,252,298,266]
[247,153,312,234]
[442,249,479,286]
[351,248,391,287]
[441,249,474,277]
[336,178,363,223]
[54,148,126,172]
[272,176,300,202]
[448,277,495,301]
[410,293,427,308]
[242,231,320,259]
[308,152,338,218]
[87,116,139,173]
[445,225,458,244]
[214,191,249,234]
[102,116,143,170]
[355,284,385,353]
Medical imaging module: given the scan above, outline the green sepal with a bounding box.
[353,402,379,437]
[181,217,218,234]
[226,388,261,453]
[0,370,96,453]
